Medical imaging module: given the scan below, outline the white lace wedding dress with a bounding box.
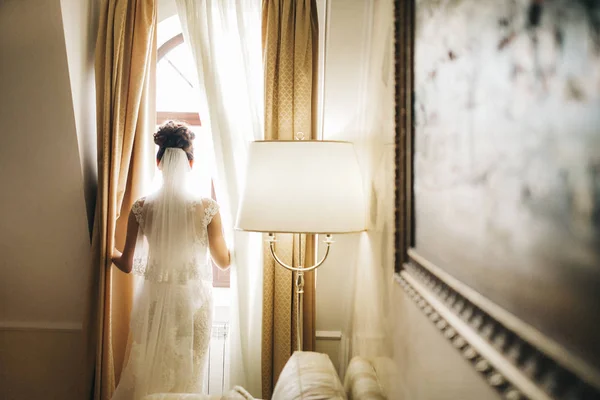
[112,148,219,400]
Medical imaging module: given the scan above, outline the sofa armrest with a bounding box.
[272,351,347,400]
[344,356,386,400]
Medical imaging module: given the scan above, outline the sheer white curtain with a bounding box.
[175,0,264,396]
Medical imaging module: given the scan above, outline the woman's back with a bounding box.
[131,196,219,284]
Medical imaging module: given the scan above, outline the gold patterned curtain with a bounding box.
[261,0,319,397]
[83,1,156,399]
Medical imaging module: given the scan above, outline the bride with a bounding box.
[110,121,231,399]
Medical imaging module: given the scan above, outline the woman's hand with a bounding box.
[111,248,131,273]
[111,249,125,271]
[110,209,139,274]
[111,249,123,264]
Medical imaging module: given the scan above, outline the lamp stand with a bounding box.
[266,233,334,351]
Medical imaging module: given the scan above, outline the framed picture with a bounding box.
[395,0,600,398]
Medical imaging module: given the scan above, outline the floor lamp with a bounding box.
[235,140,366,351]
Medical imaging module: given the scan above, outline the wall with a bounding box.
[60,0,99,232]
[158,0,178,23]
[0,0,97,398]
[390,285,499,399]
[317,1,501,399]
[315,0,369,375]
[317,0,398,375]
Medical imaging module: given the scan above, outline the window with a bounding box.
[157,16,230,289]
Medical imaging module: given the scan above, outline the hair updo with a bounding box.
[153,120,195,161]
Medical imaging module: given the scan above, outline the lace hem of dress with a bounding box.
[132,258,210,284]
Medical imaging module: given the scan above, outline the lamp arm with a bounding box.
[266,233,335,352]
[267,234,334,273]
[267,240,294,270]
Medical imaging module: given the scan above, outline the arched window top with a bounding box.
[157,15,201,124]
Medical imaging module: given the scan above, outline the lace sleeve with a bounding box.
[131,197,145,226]
[203,198,219,227]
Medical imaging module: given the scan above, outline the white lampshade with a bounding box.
[235,140,366,234]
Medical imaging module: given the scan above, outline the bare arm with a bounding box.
[111,208,139,274]
[207,210,231,269]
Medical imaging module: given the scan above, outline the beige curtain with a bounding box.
[83,1,157,399]
[261,0,319,398]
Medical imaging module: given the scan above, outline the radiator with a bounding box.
[203,322,230,395]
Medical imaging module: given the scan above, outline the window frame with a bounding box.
[157,32,201,126]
